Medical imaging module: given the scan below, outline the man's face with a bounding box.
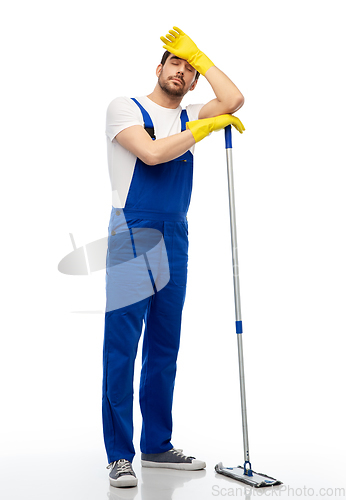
[157,54,198,97]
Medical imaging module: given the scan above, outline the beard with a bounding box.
[158,73,188,97]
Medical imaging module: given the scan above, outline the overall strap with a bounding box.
[131,98,156,139]
[180,109,189,132]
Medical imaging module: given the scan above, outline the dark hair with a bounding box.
[160,50,200,81]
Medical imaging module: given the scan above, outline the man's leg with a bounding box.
[102,293,150,464]
[139,220,188,454]
[103,211,157,464]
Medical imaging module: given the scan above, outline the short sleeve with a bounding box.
[185,103,205,122]
[106,96,144,141]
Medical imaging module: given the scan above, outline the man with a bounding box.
[103,26,245,488]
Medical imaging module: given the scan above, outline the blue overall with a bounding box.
[102,98,193,464]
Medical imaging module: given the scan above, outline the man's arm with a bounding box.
[160,27,245,119]
[116,126,195,165]
[116,113,245,165]
[107,96,196,165]
[198,66,244,120]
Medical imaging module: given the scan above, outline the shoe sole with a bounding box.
[109,475,138,488]
[141,460,206,470]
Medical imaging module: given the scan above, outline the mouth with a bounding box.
[170,78,183,85]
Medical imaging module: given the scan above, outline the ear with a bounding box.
[156,64,163,78]
[189,79,198,92]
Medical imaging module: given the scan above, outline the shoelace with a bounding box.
[169,447,196,460]
[106,458,133,473]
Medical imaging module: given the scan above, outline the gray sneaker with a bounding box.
[141,447,206,470]
[107,459,138,488]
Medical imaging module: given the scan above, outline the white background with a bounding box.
[1,1,346,498]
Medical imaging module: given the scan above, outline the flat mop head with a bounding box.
[215,462,282,488]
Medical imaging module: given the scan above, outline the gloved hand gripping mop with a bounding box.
[214,126,283,488]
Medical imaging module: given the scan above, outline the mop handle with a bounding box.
[225,125,251,469]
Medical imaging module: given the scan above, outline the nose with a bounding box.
[177,62,185,74]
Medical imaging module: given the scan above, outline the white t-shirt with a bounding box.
[105,96,204,208]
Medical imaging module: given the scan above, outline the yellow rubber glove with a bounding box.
[160,26,214,76]
[187,114,245,143]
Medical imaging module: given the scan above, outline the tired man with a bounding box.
[103,26,245,488]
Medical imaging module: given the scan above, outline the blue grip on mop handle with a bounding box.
[225,125,232,149]
[236,321,243,334]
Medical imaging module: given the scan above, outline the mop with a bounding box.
[214,126,282,488]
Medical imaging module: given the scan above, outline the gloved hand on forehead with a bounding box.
[187,114,245,143]
[160,26,214,76]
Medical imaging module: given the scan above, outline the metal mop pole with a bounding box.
[225,125,252,476]
[215,126,282,487]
